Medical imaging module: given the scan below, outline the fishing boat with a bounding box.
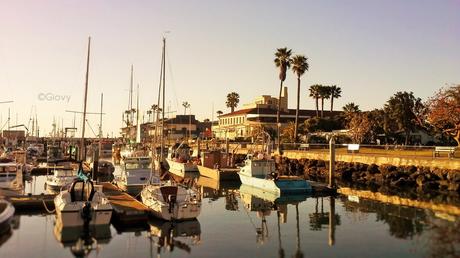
[47,144,64,163]
[197,150,240,181]
[238,154,312,195]
[54,179,112,228]
[0,158,21,179]
[115,156,152,195]
[165,143,198,177]
[0,200,15,235]
[141,181,201,221]
[90,159,115,176]
[45,167,78,192]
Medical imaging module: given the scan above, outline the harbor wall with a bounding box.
[281,150,460,170]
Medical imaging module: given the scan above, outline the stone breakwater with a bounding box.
[273,156,460,199]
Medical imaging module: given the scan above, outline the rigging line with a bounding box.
[85,119,98,137]
[165,46,179,113]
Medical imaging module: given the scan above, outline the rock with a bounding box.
[407,165,417,174]
[367,164,380,174]
[380,165,397,176]
[447,170,460,182]
[448,183,460,192]
[423,181,440,191]
[416,175,426,187]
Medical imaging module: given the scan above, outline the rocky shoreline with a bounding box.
[270,156,460,204]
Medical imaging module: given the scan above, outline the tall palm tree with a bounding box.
[274,47,292,151]
[291,55,309,142]
[319,85,331,118]
[226,92,240,113]
[309,85,321,117]
[329,85,342,112]
[182,101,190,115]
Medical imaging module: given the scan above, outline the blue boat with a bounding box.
[238,154,312,196]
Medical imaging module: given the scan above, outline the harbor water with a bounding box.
[1,167,459,258]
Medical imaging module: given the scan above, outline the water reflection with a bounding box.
[148,219,201,256]
[53,219,112,258]
[1,167,459,257]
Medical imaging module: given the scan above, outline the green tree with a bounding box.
[329,85,342,112]
[291,55,309,142]
[384,91,424,145]
[309,85,321,117]
[274,47,292,149]
[226,92,240,113]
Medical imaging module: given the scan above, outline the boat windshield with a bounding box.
[125,162,151,170]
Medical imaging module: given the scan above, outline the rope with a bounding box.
[42,198,55,213]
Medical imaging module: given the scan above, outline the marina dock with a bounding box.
[100,182,150,225]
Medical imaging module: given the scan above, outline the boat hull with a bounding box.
[55,205,112,227]
[239,174,312,195]
[166,159,198,177]
[197,165,240,181]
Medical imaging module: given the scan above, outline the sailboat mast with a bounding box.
[160,37,166,161]
[81,36,91,161]
[130,65,134,125]
[99,93,103,139]
[136,84,141,143]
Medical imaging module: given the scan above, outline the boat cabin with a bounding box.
[240,154,276,178]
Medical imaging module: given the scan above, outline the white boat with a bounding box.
[0,200,15,235]
[238,154,312,196]
[54,179,112,228]
[165,143,198,177]
[46,168,78,192]
[141,181,201,221]
[115,156,152,195]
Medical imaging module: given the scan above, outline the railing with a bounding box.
[189,140,458,159]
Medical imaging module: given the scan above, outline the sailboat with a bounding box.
[141,36,201,221]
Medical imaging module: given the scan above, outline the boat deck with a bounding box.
[100,182,150,225]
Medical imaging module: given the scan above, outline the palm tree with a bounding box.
[291,55,309,142]
[309,85,321,117]
[182,101,190,115]
[342,102,360,122]
[216,110,223,116]
[342,102,360,113]
[319,85,331,118]
[329,85,342,113]
[274,47,292,151]
[226,92,240,113]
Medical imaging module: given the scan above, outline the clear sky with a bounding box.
[0,0,459,137]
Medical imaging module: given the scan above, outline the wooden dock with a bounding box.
[100,182,150,225]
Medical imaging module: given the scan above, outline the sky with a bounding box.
[0,0,459,137]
